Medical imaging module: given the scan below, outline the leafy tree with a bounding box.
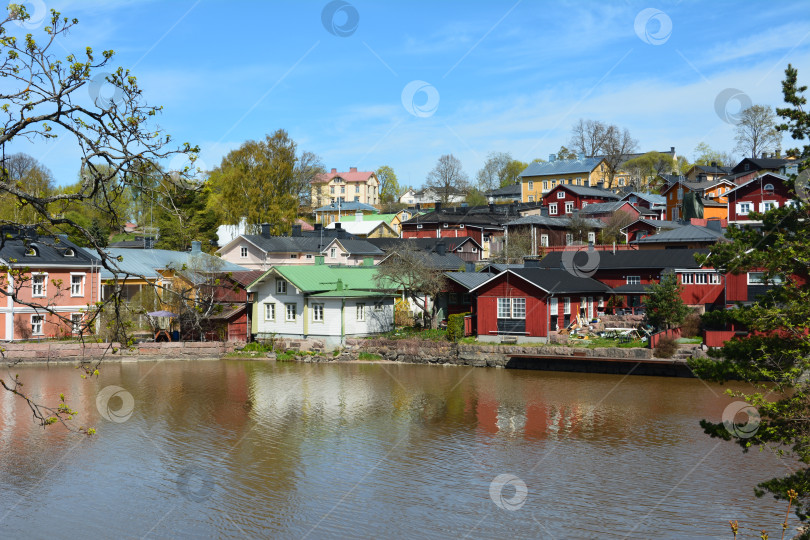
[500,159,528,188]
[476,152,512,191]
[734,104,783,158]
[425,154,469,203]
[569,119,638,188]
[0,153,54,224]
[494,228,534,264]
[566,213,593,244]
[293,151,325,207]
[0,5,199,429]
[155,180,217,251]
[674,155,691,175]
[376,165,401,205]
[556,145,578,160]
[693,142,735,167]
[465,187,487,206]
[597,210,636,244]
[690,65,810,526]
[644,273,689,330]
[88,217,109,248]
[208,130,298,236]
[622,151,675,191]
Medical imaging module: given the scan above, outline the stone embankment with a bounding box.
[2,341,237,363]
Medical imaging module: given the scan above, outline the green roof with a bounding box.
[309,290,390,298]
[248,264,395,293]
[338,213,397,224]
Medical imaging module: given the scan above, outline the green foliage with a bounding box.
[689,65,810,524]
[556,145,578,160]
[644,273,689,330]
[447,312,469,342]
[376,165,401,205]
[358,352,383,361]
[693,142,734,167]
[242,342,271,353]
[464,188,487,207]
[155,180,217,251]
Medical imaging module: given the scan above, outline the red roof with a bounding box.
[312,167,375,184]
[296,218,314,231]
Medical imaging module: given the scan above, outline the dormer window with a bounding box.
[25,246,38,257]
[64,248,75,257]
[764,183,774,193]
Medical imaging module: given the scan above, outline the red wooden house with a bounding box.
[541,185,620,217]
[200,269,263,342]
[470,262,611,342]
[726,173,794,224]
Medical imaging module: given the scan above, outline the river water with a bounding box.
[0,359,794,539]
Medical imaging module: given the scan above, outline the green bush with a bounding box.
[447,312,470,342]
[242,342,271,353]
[358,352,383,362]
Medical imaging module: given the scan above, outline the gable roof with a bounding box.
[723,172,789,197]
[621,219,683,232]
[579,201,638,215]
[90,248,249,280]
[248,264,390,293]
[519,157,605,177]
[0,234,98,267]
[661,178,734,195]
[486,183,522,197]
[312,168,376,184]
[506,214,605,228]
[325,220,397,236]
[366,237,482,253]
[313,201,379,213]
[444,271,494,291]
[322,237,384,256]
[619,192,666,205]
[538,248,709,270]
[633,224,727,244]
[545,184,622,200]
[470,268,612,295]
[731,157,790,174]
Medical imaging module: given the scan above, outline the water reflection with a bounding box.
[0,360,794,538]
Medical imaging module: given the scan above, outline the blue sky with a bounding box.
[6,0,810,189]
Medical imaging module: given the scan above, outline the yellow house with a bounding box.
[310,167,380,209]
[519,156,610,202]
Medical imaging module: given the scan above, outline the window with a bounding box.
[565,202,574,214]
[738,202,752,215]
[764,183,774,193]
[340,186,345,194]
[761,201,777,212]
[563,297,571,314]
[577,177,582,185]
[709,273,721,284]
[681,273,693,284]
[449,293,458,304]
[306,254,313,259]
[285,303,296,321]
[32,274,46,297]
[330,247,337,258]
[276,279,287,294]
[549,297,558,315]
[471,246,477,253]
[70,274,83,296]
[240,246,248,258]
[64,248,75,257]
[25,246,37,256]
[565,233,573,245]
[626,276,641,285]
[416,224,423,229]
[71,314,83,335]
[695,273,707,284]
[31,315,44,335]
[543,181,548,191]
[374,302,385,312]
[540,234,549,247]
[355,184,360,193]
[528,180,534,191]
[290,254,298,259]
[557,191,565,199]
[587,231,596,244]
[356,303,366,321]
[443,223,448,228]
[462,293,471,305]
[581,201,588,208]
[618,178,625,187]
[496,298,525,318]
[330,186,335,194]
[748,272,784,285]
[265,303,276,321]
[549,203,558,215]
[528,196,534,202]
[677,188,683,200]
[312,303,324,322]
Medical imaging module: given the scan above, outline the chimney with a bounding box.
[597,181,604,189]
[710,161,717,168]
[670,146,675,154]
[488,201,495,213]
[349,167,357,173]
[762,151,768,159]
[435,201,442,212]
[315,223,322,231]
[465,261,476,272]
[291,224,302,237]
[776,149,781,158]
[549,153,556,162]
[190,240,201,253]
[261,223,271,239]
[335,222,342,230]
[331,168,337,173]
[436,241,446,256]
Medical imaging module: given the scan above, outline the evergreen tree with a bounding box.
[644,273,689,330]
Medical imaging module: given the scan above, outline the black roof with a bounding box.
[486,183,522,197]
[508,268,612,294]
[731,158,790,174]
[366,237,481,253]
[634,225,726,244]
[538,248,709,271]
[400,202,544,228]
[552,184,621,200]
[328,238,384,255]
[444,271,495,290]
[0,233,99,267]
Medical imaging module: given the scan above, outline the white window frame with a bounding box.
[511,298,526,319]
[587,231,596,244]
[276,279,287,295]
[31,314,44,336]
[528,180,534,191]
[626,276,641,285]
[264,302,276,321]
[356,303,366,321]
[528,196,534,202]
[290,253,297,259]
[760,201,778,212]
[32,273,46,297]
[374,301,385,312]
[549,203,558,215]
[681,273,693,284]
[694,273,707,284]
[737,202,752,215]
[563,297,571,315]
[497,298,511,318]
[240,246,248,258]
[71,313,83,335]
[540,234,549,247]
[549,297,558,316]
[312,303,324,322]
[565,201,574,214]
[330,247,337,258]
[747,272,784,285]
[709,273,721,284]
[565,233,573,245]
[557,191,565,199]
[70,273,84,297]
[285,303,296,321]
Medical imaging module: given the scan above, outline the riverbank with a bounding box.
[1,340,237,364]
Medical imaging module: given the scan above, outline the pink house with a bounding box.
[0,232,102,340]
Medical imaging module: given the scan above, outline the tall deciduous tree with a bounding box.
[693,142,735,167]
[556,145,578,160]
[208,130,299,236]
[376,165,401,205]
[622,151,675,191]
[476,152,512,191]
[569,119,638,188]
[425,154,469,203]
[0,5,199,429]
[293,151,325,207]
[690,65,810,524]
[734,105,782,158]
